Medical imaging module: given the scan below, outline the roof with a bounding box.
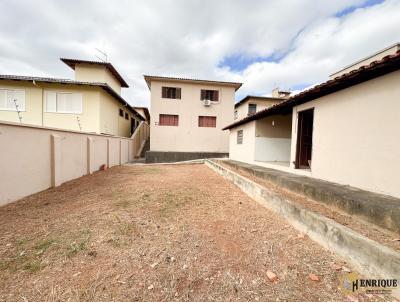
[0,74,143,120]
[234,95,285,108]
[329,42,400,78]
[144,75,242,91]
[223,50,400,130]
[60,58,129,88]
[133,106,150,121]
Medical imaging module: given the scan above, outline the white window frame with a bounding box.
[0,88,26,111]
[45,91,83,114]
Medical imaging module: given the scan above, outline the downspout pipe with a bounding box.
[32,80,44,126]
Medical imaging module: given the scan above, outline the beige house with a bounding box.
[234,89,289,120]
[224,46,400,198]
[144,75,242,162]
[133,106,150,123]
[0,58,143,137]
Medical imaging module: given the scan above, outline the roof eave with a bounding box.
[223,50,400,130]
[143,75,242,91]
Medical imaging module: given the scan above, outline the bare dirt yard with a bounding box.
[0,164,389,301]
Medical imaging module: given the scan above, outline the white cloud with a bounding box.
[0,0,398,106]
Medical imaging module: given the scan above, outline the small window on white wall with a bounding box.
[46,91,82,114]
[0,89,25,111]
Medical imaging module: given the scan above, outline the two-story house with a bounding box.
[0,58,144,137]
[234,88,290,120]
[144,75,242,162]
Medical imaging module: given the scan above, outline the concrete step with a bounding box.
[218,159,400,234]
[206,159,400,282]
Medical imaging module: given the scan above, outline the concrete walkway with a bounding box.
[219,160,400,233]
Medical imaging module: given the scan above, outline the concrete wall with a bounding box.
[228,121,256,163]
[74,64,122,94]
[150,80,235,153]
[235,98,281,120]
[0,80,137,137]
[290,70,400,198]
[0,121,136,206]
[254,115,292,162]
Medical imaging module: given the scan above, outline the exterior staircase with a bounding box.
[140,138,150,158]
[130,121,150,160]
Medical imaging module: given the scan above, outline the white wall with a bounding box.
[228,121,256,163]
[254,115,292,162]
[290,70,400,198]
[150,80,235,153]
[254,137,291,162]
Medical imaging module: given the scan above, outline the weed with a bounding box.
[35,239,55,253]
[22,260,41,273]
[66,229,91,258]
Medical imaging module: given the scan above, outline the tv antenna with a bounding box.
[95,48,108,62]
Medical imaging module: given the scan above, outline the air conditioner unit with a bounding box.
[203,99,212,106]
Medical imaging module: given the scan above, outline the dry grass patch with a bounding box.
[0,164,391,301]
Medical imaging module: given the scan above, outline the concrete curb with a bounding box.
[126,159,205,166]
[205,159,400,281]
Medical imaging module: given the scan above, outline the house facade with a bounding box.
[144,75,242,162]
[0,59,143,137]
[234,90,289,120]
[224,47,400,198]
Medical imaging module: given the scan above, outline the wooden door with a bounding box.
[295,109,314,168]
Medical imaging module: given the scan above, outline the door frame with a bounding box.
[295,108,314,169]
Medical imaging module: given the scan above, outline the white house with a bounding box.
[144,75,242,162]
[223,44,400,198]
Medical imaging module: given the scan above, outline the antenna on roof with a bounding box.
[95,48,108,62]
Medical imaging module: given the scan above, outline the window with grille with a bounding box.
[162,87,181,99]
[237,130,243,144]
[46,91,82,114]
[200,89,219,102]
[159,114,179,126]
[248,104,257,115]
[0,89,25,111]
[198,116,216,128]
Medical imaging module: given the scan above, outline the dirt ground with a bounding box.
[0,164,394,301]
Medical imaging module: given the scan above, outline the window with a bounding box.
[237,130,243,144]
[162,87,181,99]
[0,89,25,111]
[198,116,216,128]
[46,91,82,114]
[234,110,238,120]
[248,104,257,115]
[159,114,179,126]
[125,112,129,120]
[200,89,219,102]
[119,108,124,117]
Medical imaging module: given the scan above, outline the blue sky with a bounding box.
[219,0,387,73]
